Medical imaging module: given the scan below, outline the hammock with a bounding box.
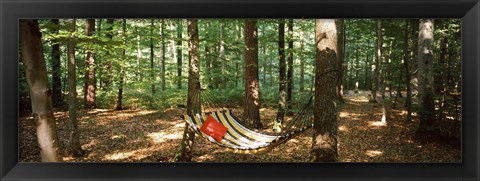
[181,90,314,153]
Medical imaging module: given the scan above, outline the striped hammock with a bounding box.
[181,109,313,153]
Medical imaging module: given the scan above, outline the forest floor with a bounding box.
[19,94,461,162]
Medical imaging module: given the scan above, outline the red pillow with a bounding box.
[200,115,228,142]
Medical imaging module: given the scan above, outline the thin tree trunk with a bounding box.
[177,19,183,89]
[376,20,387,123]
[276,20,286,125]
[50,19,62,106]
[417,19,436,132]
[159,19,166,91]
[261,24,267,85]
[20,19,63,162]
[102,19,114,89]
[220,21,227,90]
[336,19,345,102]
[311,19,338,162]
[299,27,305,92]
[286,19,294,113]
[66,19,85,157]
[84,19,97,109]
[403,20,412,122]
[150,19,156,94]
[177,19,200,162]
[243,19,262,129]
[115,19,127,111]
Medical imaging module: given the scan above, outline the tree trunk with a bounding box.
[336,19,345,102]
[20,19,63,162]
[376,20,387,123]
[50,19,62,106]
[243,19,262,129]
[102,19,114,90]
[66,19,85,157]
[159,19,166,91]
[299,26,305,92]
[286,19,294,113]
[261,24,267,85]
[276,20,286,125]
[84,19,97,109]
[417,19,436,132]
[220,21,227,90]
[403,20,412,122]
[177,19,200,162]
[311,19,338,162]
[115,19,127,111]
[177,19,183,89]
[150,19,156,95]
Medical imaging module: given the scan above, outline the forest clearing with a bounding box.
[20,93,460,162]
[19,18,461,162]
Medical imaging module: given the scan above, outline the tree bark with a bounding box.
[20,19,63,162]
[177,19,200,162]
[220,21,227,90]
[299,27,305,92]
[376,20,387,123]
[417,19,436,132]
[102,19,114,90]
[311,19,338,162]
[177,19,183,89]
[84,19,97,109]
[159,19,166,91]
[276,20,286,125]
[403,20,412,122]
[150,19,156,94]
[50,19,62,106]
[66,19,85,157]
[336,19,345,102]
[115,19,127,111]
[286,19,294,113]
[243,19,262,129]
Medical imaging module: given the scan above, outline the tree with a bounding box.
[376,20,387,124]
[115,19,127,111]
[417,19,436,132]
[276,20,286,126]
[220,21,227,90]
[159,19,166,91]
[50,19,62,106]
[176,19,183,89]
[66,19,85,157]
[336,19,345,102]
[243,19,262,129]
[102,19,114,90]
[299,26,305,92]
[20,19,63,162]
[311,19,338,162]
[150,19,156,94]
[403,20,413,122]
[84,19,97,109]
[177,19,200,162]
[286,19,294,113]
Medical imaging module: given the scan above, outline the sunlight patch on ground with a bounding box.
[86,109,110,114]
[365,150,383,157]
[349,96,370,103]
[110,134,127,140]
[338,125,349,132]
[103,148,152,161]
[368,121,387,127]
[147,131,183,144]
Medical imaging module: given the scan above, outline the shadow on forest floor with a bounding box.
[19,95,461,162]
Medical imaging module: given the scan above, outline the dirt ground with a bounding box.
[19,95,461,162]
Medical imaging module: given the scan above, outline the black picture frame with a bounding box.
[1,0,479,180]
